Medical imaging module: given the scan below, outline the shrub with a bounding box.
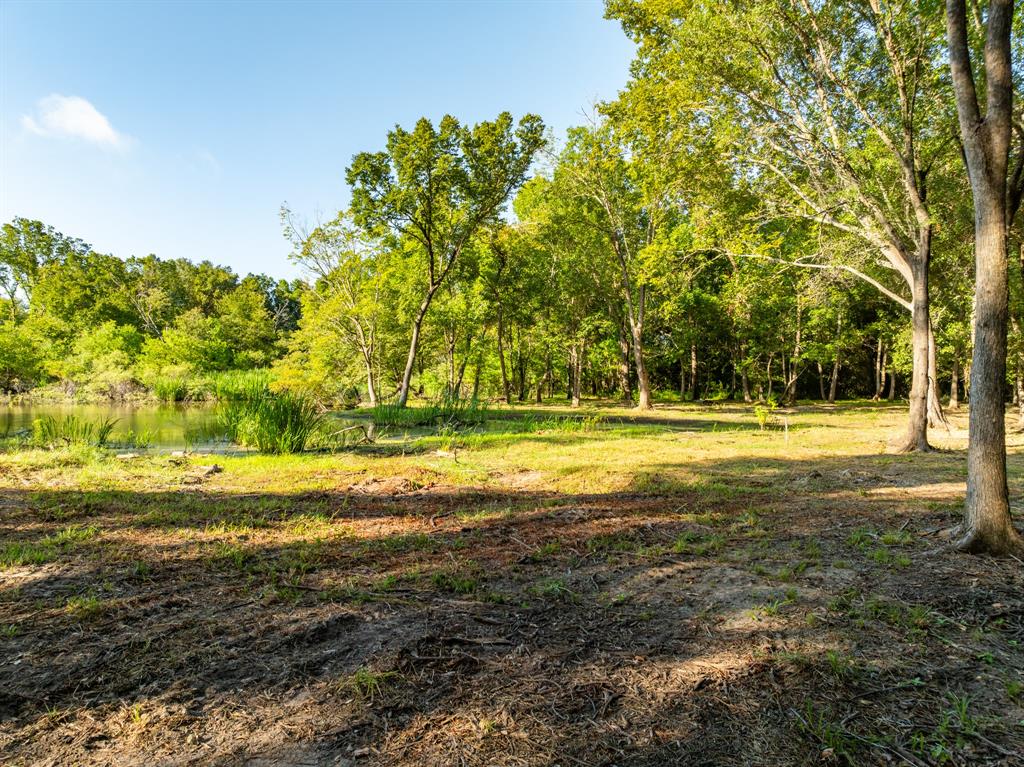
[754,398,780,431]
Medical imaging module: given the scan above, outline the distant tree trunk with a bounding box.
[782,301,802,406]
[496,310,510,403]
[817,362,826,400]
[679,358,687,399]
[898,250,932,451]
[873,340,884,400]
[947,0,1021,553]
[568,341,584,408]
[362,353,377,407]
[689,343,698,400]
[617,317,633,406]
[949,356,960,410]
[828,358,840,404]
[741,368,752,403]
[1017,369,1024,429]
[927,327,948,428]
[888,368,896,401]
[765,354,774,401]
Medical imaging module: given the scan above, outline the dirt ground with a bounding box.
[1,402,1023,766]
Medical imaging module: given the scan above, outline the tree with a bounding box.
[946,0,1023,554]
[283,208,388,405]
[0,217,90,316]
[216,279,278,368]
[347,112,545,406]
[608,0,957,448]
[552,122,683,409]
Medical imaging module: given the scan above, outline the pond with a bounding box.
[0,402,372,451]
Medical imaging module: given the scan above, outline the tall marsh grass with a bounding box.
[151,376,190,402]
[370,393,488,428]
[219,392,324,453]
[33,415,118,447]
[207,369,271,401]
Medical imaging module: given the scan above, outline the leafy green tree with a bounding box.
[280,209,388,404]
[60,322,144,398]
[138,308,232,376]
[608,0,959,447]
[0,321,44,391]
[0,217,90,316]
[216,279,278,368]
[347,112,545,406]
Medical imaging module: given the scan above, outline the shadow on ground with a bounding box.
[1,448,1023,766]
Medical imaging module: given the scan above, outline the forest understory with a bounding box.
[1,402,1023,767]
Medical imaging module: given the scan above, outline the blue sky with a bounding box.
[0,0,635,279]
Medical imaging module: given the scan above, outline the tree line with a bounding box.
[1,1,1021,551]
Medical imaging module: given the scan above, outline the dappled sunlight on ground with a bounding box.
[1,402,1023,765]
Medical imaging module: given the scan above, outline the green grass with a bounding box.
[0,525,100,568]
[33,415,117,447]
[206,369,271,401]
[219,391,324,453]
[150,375,190,402]
[370,392,488,428]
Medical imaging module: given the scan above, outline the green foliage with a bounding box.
[32,415,117,447]
[754,398,780,431]
[219,392,324,453]
[59,322,143,398]
[370,393,488,428]
[207,369,271,401]
[0,321,44,391]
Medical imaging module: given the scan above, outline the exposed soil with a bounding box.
[1,406,1023,766]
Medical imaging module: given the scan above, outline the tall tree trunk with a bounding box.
[817,361,826,400]
[741,368,752,403]
[679,358,687,399]
[888,368,896,401]
[828,357,840,404]
[397,291,435,408]
[947,0,1021,552]
[899,255,931,451]
[960,204,1016,551]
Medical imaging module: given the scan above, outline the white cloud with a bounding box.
[21,94,130,149]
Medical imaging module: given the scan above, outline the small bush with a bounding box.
[754,398,780,431]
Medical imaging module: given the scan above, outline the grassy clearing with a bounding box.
[0,401,1022,765]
